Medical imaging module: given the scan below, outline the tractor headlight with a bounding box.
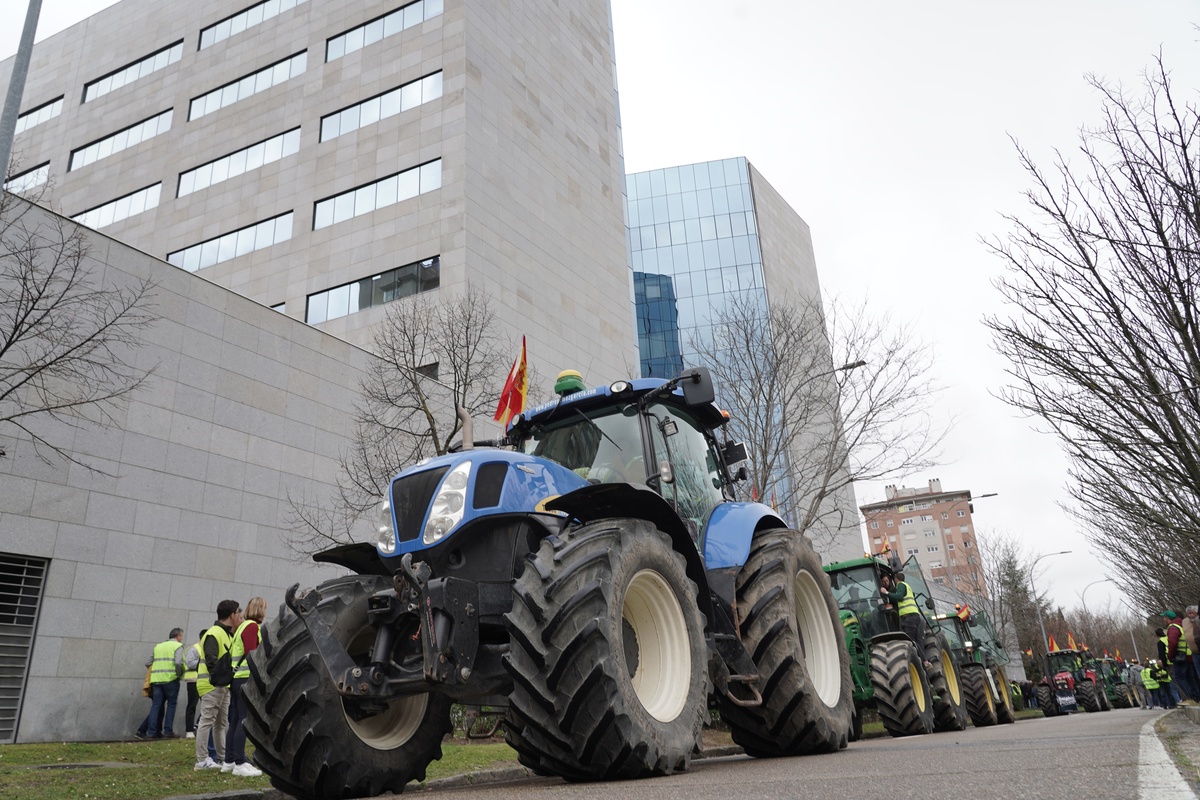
[423,461,471,545]
[964,640,974,650]
[376,496,396,554]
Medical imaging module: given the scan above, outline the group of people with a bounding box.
[135,597,267,777]
[1118,607,1200,710]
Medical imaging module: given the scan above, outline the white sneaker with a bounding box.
[220,761,236,773]
[185,732,195,739]
[233,762,263,778]
[194,757,220,771]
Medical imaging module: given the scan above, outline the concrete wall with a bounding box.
[0,201,359,742]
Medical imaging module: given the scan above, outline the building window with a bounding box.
[872,537,881,545]
[325,0,444,62]
[941,512,949,520]
[930,560,942,569]
[906,548,919,556]
[947,543,955,550]
[926,545,939,552]
[4,162,49,194]
[189,51,307,121]
[956,509,966,517]
[886,519,894,527]
[270,303,286,312]
[903,532,915,540]
[200,0,309,50]
[917,502,930,509]
[312,159,441,230]
[14,96,63,135]
[306,256,440,323]
[83,41,183,102]
[960,525,969,533]
[0,553,49,744]
[178,128,300,197]
[416,362,439,379]
[920,514,933,521]
[923,530,935,538]
[320,72,443,142]
[900,518,914,526]
[166,211,293,271]
[869,521,879,530]
[963,540,973,549]
[72,183,161,230]
[69,110,173,171]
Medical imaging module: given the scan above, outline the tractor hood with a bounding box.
[376,449,587,558]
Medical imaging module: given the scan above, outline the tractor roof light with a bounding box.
[423,461,472,545]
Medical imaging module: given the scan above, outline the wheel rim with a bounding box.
[345,693,429,751]
[623,569,690,722]
[984,677,995,712]
[341,625,429,750]
[941,650,960,704]
[996,667,1012,710]
[908,661,927,712]
[793,568,842,706]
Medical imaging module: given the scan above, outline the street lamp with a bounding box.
[1079,578,1114,647]
[1030,550,1073,655]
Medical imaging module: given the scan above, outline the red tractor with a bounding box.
[1036,649,1110,715]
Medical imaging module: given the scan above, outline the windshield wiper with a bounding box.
[570,407,622,451]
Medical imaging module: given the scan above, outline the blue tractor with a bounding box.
[243,368,853,799]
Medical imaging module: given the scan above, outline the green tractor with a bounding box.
[932,608,1017,727]
[825,554,967,739]
[1092,656,1134,709]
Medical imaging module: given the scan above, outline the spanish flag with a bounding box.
[1024,648,1034,657]
[1116,649,1122,660]
[1067,631,1079,650]
[956,603,971,621]
[1048,634,1060,651]
[493,336,529,427]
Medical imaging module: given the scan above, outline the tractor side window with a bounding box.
[647,403,723,538]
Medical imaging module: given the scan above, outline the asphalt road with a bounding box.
[417,709,1196,800]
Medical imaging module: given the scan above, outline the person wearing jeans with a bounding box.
[223,596,265,778]
[146,628,184,738]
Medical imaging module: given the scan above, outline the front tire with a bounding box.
[504,519,709,780]
[719,529,853,756]
[1036,683,1058,716]
[925,632,968,732]
[871,639,934,737]
[961,663,997,727]
[243,576,453,800]
[1077,679,1101,712]
[995,665,1016,724]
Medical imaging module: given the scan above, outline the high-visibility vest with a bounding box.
[196,624,232,697]
[150,640,182,684]
[895,581,919,617]
[1143,667,1160,690]
[229,620,261,680]
[182,642,201,682]
[1169,623,1192,657]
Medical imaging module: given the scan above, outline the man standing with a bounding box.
[194,600,241,771]
[146,628,184,738]
[1162,611,1199,704]
[880,571,927,661]
[1126,659,1150,709]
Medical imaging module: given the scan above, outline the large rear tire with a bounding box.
[925,632,968,732]
[870,639,934,737]
[1077,679,1101,712]
[243,576,453,800]
[961,663,997,727]
[1115,683,1133,709]
[504,519,709,780]
[718,529,853,756]
[995,665,1017,724]
[1036,683,1058,716]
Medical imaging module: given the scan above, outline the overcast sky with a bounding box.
[5,1,1200,615]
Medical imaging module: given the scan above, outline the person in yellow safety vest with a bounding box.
[182,631,205,740]
[222,597,266,778]
[194,600,240,771]
[880,571,928,663]
[140,628,184,738]
[1142,659,1162,707]
[1162,610,1200,705]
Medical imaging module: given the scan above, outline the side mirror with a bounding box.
[733,466,749,482]
[723,440,748,465]
[679,367,715,407]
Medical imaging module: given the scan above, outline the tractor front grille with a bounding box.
[391,466,449,543]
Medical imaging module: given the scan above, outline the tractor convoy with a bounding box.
[237,367,1131,800]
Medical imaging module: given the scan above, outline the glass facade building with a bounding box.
[625,157,765,378]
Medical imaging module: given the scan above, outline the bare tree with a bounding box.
[690,291,949,550]
[288,284,509,554]
[0,188,155,467]
[985,56,1200,611]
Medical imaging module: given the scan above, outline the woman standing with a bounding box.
[223,596,266,777]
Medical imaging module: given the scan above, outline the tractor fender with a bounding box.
[545,483,714,624]
[702,501,787,568]
[312,541,392,576]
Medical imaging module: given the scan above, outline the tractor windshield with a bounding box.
[1046,651,1083,675]
[828,566,890,639]
[520,405,647,485]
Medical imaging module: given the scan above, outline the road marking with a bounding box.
[1139,713,1197,798]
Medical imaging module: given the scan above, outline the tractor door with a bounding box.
[645,401,725,548]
